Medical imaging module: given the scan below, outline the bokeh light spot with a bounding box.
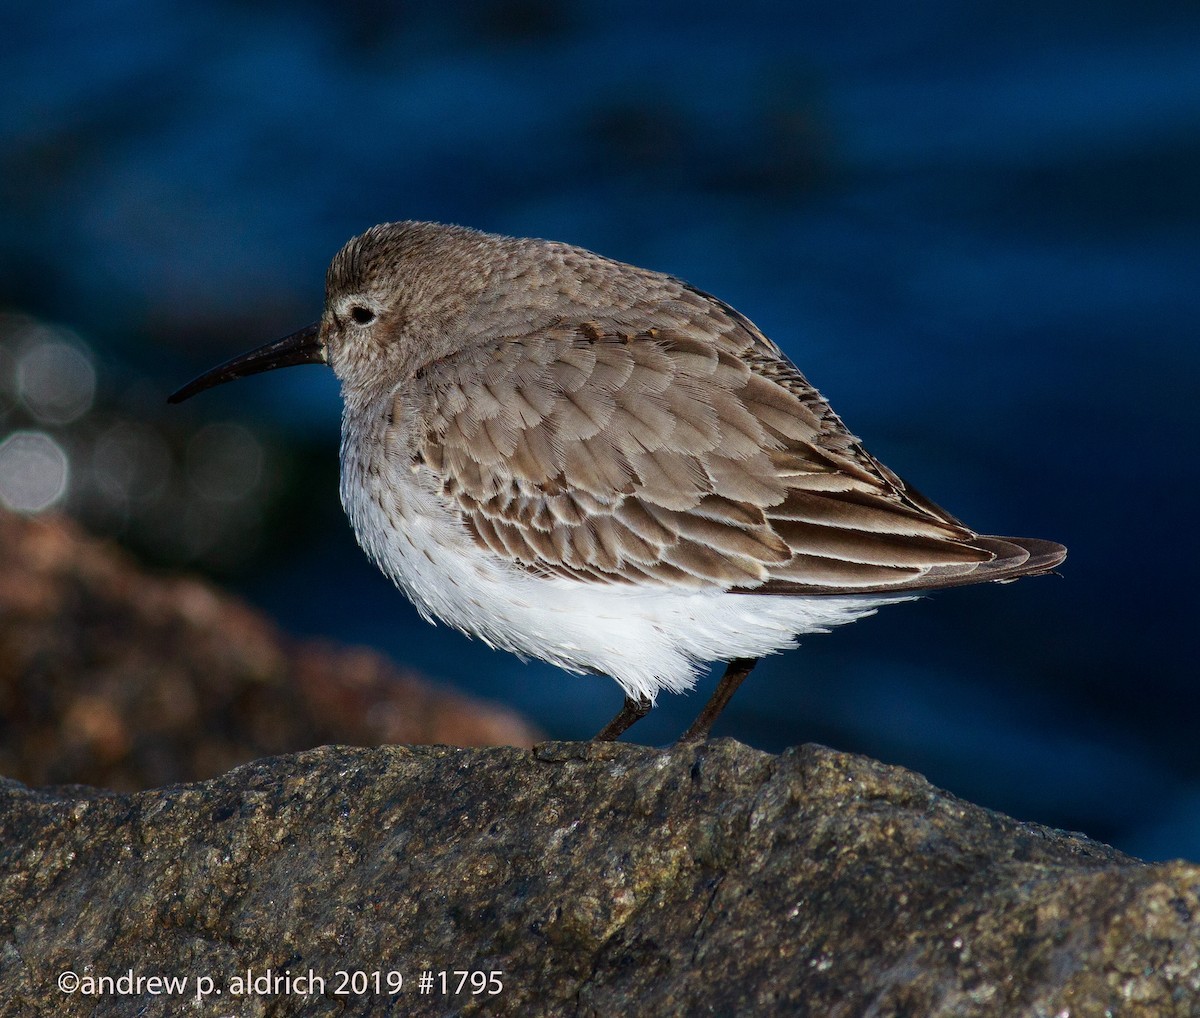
[0,430,70,513]
[17,338,96,425]
[186,423,263,502]
[92,421,173,505]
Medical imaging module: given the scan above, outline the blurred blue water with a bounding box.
[2,0,1198,859]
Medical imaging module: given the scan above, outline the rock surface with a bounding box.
[0,509,539,790]
[1,739,1197,1017]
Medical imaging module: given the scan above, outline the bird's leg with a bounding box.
[593,694,653,742]
[678,657,759,744]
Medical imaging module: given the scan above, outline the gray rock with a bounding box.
[2,739,1197,1017]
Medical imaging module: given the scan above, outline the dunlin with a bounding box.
[170,222,1066,742]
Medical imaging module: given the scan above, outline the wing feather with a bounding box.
[408,297,1064,594]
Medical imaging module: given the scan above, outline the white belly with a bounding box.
[339,415,900,701]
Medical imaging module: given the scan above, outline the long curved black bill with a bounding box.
[167,322,326,404]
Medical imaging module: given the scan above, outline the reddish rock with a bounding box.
[0,509,540,790]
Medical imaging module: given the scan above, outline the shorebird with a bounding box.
[170,221,1065,742]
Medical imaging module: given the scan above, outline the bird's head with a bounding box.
[168,221,503,408]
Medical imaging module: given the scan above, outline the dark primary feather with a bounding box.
[409,281,1065,595]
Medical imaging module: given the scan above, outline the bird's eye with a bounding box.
[350,305,375,325]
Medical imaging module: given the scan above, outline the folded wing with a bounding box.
[409,287,1066,594]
